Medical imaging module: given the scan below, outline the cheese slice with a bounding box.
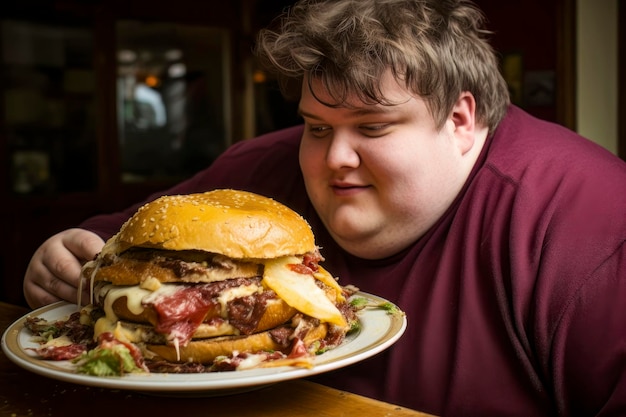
[262,256,347,327]
[313,266,345,303]
[41,334,74,348]
[94,316,144,343]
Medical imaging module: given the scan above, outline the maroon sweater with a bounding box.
[81,106,626,416]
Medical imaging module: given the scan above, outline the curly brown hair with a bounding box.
[255,0,510,133]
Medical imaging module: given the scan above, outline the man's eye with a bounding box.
[360,124,390,136]
[308,126,331,137]
[362,125,386,130]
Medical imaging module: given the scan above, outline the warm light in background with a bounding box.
[144,74,160,87]
[253,69,266,83]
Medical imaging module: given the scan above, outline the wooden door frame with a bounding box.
[555,0,577,131]
[619,0,625,160]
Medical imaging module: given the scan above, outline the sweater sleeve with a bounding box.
[552,240,626,415]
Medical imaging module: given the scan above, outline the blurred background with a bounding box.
[0,0,622,306]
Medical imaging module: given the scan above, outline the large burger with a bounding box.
[77,189,357,373]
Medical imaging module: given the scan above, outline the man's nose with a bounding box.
[325,131,360,170]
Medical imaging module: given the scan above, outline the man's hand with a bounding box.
[23,228,105,309]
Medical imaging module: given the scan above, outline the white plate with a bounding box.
[2,292,406,396]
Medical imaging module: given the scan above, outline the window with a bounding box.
[116,21,232,183]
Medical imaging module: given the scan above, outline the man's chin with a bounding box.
[328,224,381,258]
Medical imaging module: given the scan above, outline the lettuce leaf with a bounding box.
[349,297,404,316]
[74,344,142,376]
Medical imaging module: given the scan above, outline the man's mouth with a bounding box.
[329,181,370,194]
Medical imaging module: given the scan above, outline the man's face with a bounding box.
[298,72,481,259]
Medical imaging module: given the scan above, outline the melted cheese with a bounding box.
[313,266,345,302]
[94,316,153,344]
[141,284,181,307]
[93,315,240,345]
[79,305,94,326]
[96,281,262,343]
[194,321,239,337]
[140,276,162,291]
[235,352,268,370]
[93,256,346,347]
[85,256,104,306]
[99,284,154,321]
[41,334,74,348]
[262,256,347,327]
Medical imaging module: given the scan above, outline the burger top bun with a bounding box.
[104,189,316,259]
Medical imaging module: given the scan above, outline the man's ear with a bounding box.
[450,92,477,155]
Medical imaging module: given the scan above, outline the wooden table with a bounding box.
[0,301,435,417]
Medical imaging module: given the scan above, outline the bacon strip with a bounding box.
[149,286,217,348]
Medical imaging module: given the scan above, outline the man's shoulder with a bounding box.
[486,107,626,190]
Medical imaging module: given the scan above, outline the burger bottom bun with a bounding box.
[111,295,298,336]
[147,322,328,364]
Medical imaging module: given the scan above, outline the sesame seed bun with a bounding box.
[105,189,315,259]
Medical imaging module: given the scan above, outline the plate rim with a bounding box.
[1,292,406,394]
